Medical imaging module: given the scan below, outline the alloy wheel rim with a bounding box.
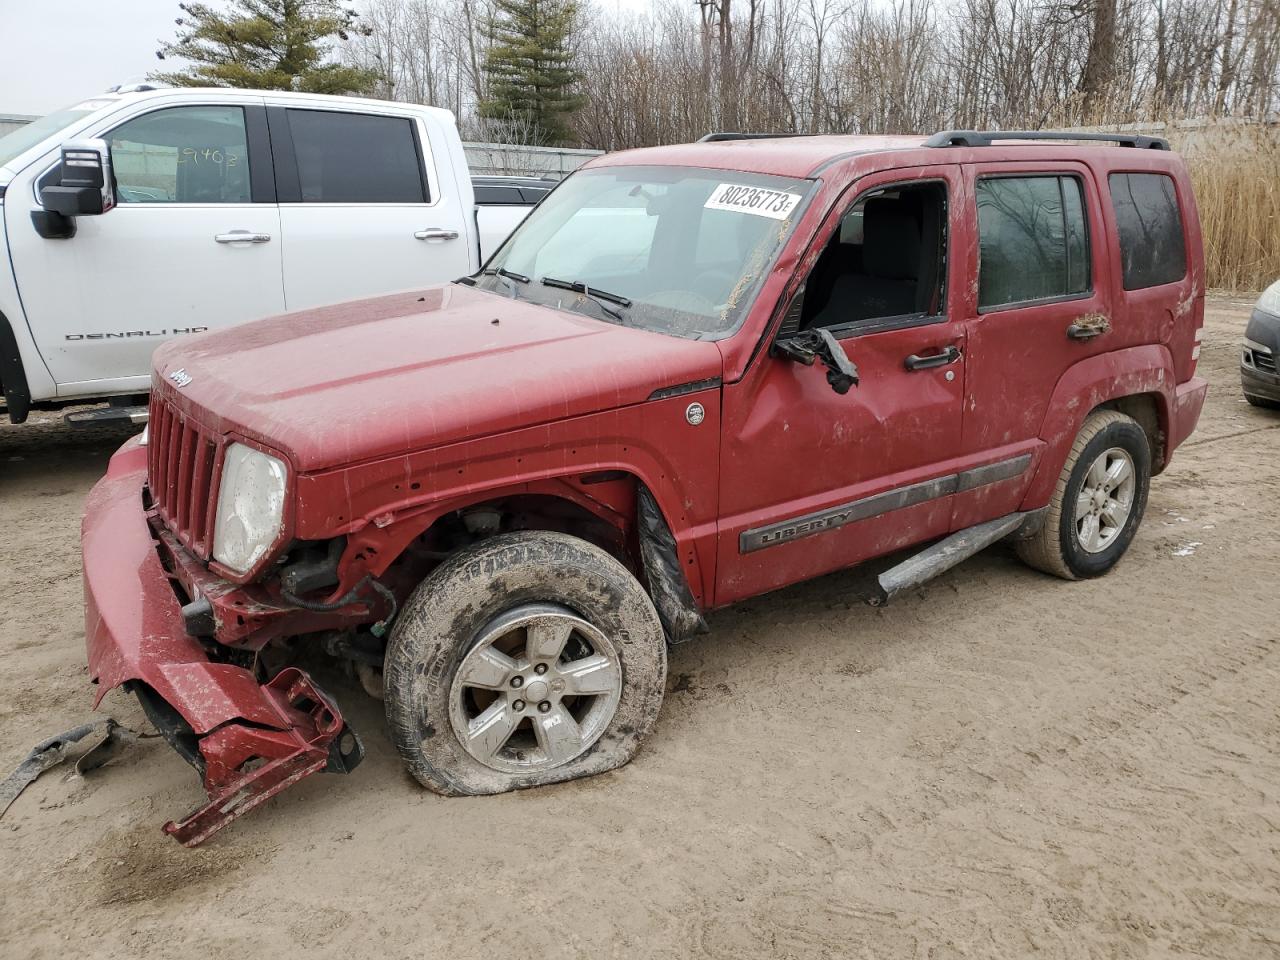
[1074,446,1136,554]
[448,603,623,774]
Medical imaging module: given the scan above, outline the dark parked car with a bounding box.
[1241,279,1280,408]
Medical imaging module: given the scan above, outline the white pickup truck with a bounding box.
[0,87,542,425]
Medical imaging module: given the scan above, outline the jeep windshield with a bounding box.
[474,165,815,340]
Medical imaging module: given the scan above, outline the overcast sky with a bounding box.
[0,0,186,115]
[0,0,655,118]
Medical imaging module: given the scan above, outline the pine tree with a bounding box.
[479,0,585,146]
[153,0,379,95]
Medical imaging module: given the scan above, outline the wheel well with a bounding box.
[1096,394,1166,473]
[418,493,636,572]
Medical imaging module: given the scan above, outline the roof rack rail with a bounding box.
[925,129,1170,151]
[698,132,804,143]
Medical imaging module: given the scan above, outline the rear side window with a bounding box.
[976,175,1090,310]
[1108,173,1186,289]
[285,109,427,204]
[474,184,524,205]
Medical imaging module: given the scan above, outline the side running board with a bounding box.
[870,509,1045,606]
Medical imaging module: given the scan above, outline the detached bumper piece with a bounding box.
[162,668,363,847]
[83,441,363,847]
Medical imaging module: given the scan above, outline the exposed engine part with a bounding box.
[356,662,385,700]
[321,630,385,666]
[462,507,502,536]
[181,595,215,637]
[280,537,345,596]
[281,574,397,636]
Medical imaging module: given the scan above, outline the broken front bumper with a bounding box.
[83,438,362,846]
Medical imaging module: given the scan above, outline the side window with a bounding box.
[108,106,251,204]
[1108,173,1187,290]
[474,185,523,205]
[285,109,427,204]
[976,176,1090,310]
[795,180,947,332]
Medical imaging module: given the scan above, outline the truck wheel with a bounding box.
[383,531,667,796]
[1244,392,1280,410]
[1016,410,1151,581]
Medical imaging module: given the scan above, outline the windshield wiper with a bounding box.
[540,277,631,321]
[483,267,530,284]
[475,267,529,299]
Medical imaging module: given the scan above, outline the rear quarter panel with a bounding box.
[1019,151,1203,510]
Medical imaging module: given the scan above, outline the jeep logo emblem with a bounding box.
[168,368,193,388]
[685,402,705,426]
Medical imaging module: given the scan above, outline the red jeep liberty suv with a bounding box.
[81,129,1208,844]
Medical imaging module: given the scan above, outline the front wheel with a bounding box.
[1016,410,1151,580]
[383,531,667,796]
[1244,391,1280,410]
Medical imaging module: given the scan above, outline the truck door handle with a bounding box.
[214,230,271,244]
[1067,313,1111,340]
[904,345,961,371]
[414,228,459,241]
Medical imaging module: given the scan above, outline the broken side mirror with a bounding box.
[34,139,115,239]
[772,327,860,395]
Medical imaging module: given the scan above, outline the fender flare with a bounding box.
[0,307,31,423]
[1020,344,1175,509]
[637,484,709,645]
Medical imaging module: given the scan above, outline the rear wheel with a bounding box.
[383,531,667,796]
[1016,410,1151,580]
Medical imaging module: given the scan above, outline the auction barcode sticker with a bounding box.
[704,183,803,220]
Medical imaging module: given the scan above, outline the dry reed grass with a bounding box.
[1182,125,1280,293]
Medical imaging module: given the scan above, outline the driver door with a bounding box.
[715,166,968,605]
[6,99,283,393]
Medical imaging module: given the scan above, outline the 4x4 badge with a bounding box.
[168,368,193,388]
[686,402,705,426]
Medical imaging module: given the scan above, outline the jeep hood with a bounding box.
[153,284,723,472]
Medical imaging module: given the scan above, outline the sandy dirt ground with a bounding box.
[1,296,1277,959]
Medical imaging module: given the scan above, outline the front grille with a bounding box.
[1253,350,1277,375]
[147,393,222,560]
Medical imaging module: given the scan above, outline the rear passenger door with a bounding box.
[269,105,471,310]
[953,162,1113,529]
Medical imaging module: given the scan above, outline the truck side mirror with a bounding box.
[34,139,115,239]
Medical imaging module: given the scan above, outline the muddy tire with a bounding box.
[383,531,667,796]
[1015,410,1151,581]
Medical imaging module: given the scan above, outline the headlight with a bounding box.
[1258,279,1280,318]
[212,442,288,574]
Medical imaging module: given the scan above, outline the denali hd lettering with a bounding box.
[65,327,208,340]
[80,128,1208,845]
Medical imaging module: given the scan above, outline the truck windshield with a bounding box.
[0,106,96,169]
[477,165,815,340]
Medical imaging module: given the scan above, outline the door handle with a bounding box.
[1067,313,1111,340]
[214,230,271,244]
[414,228,459,241]
[904,345,961,371]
